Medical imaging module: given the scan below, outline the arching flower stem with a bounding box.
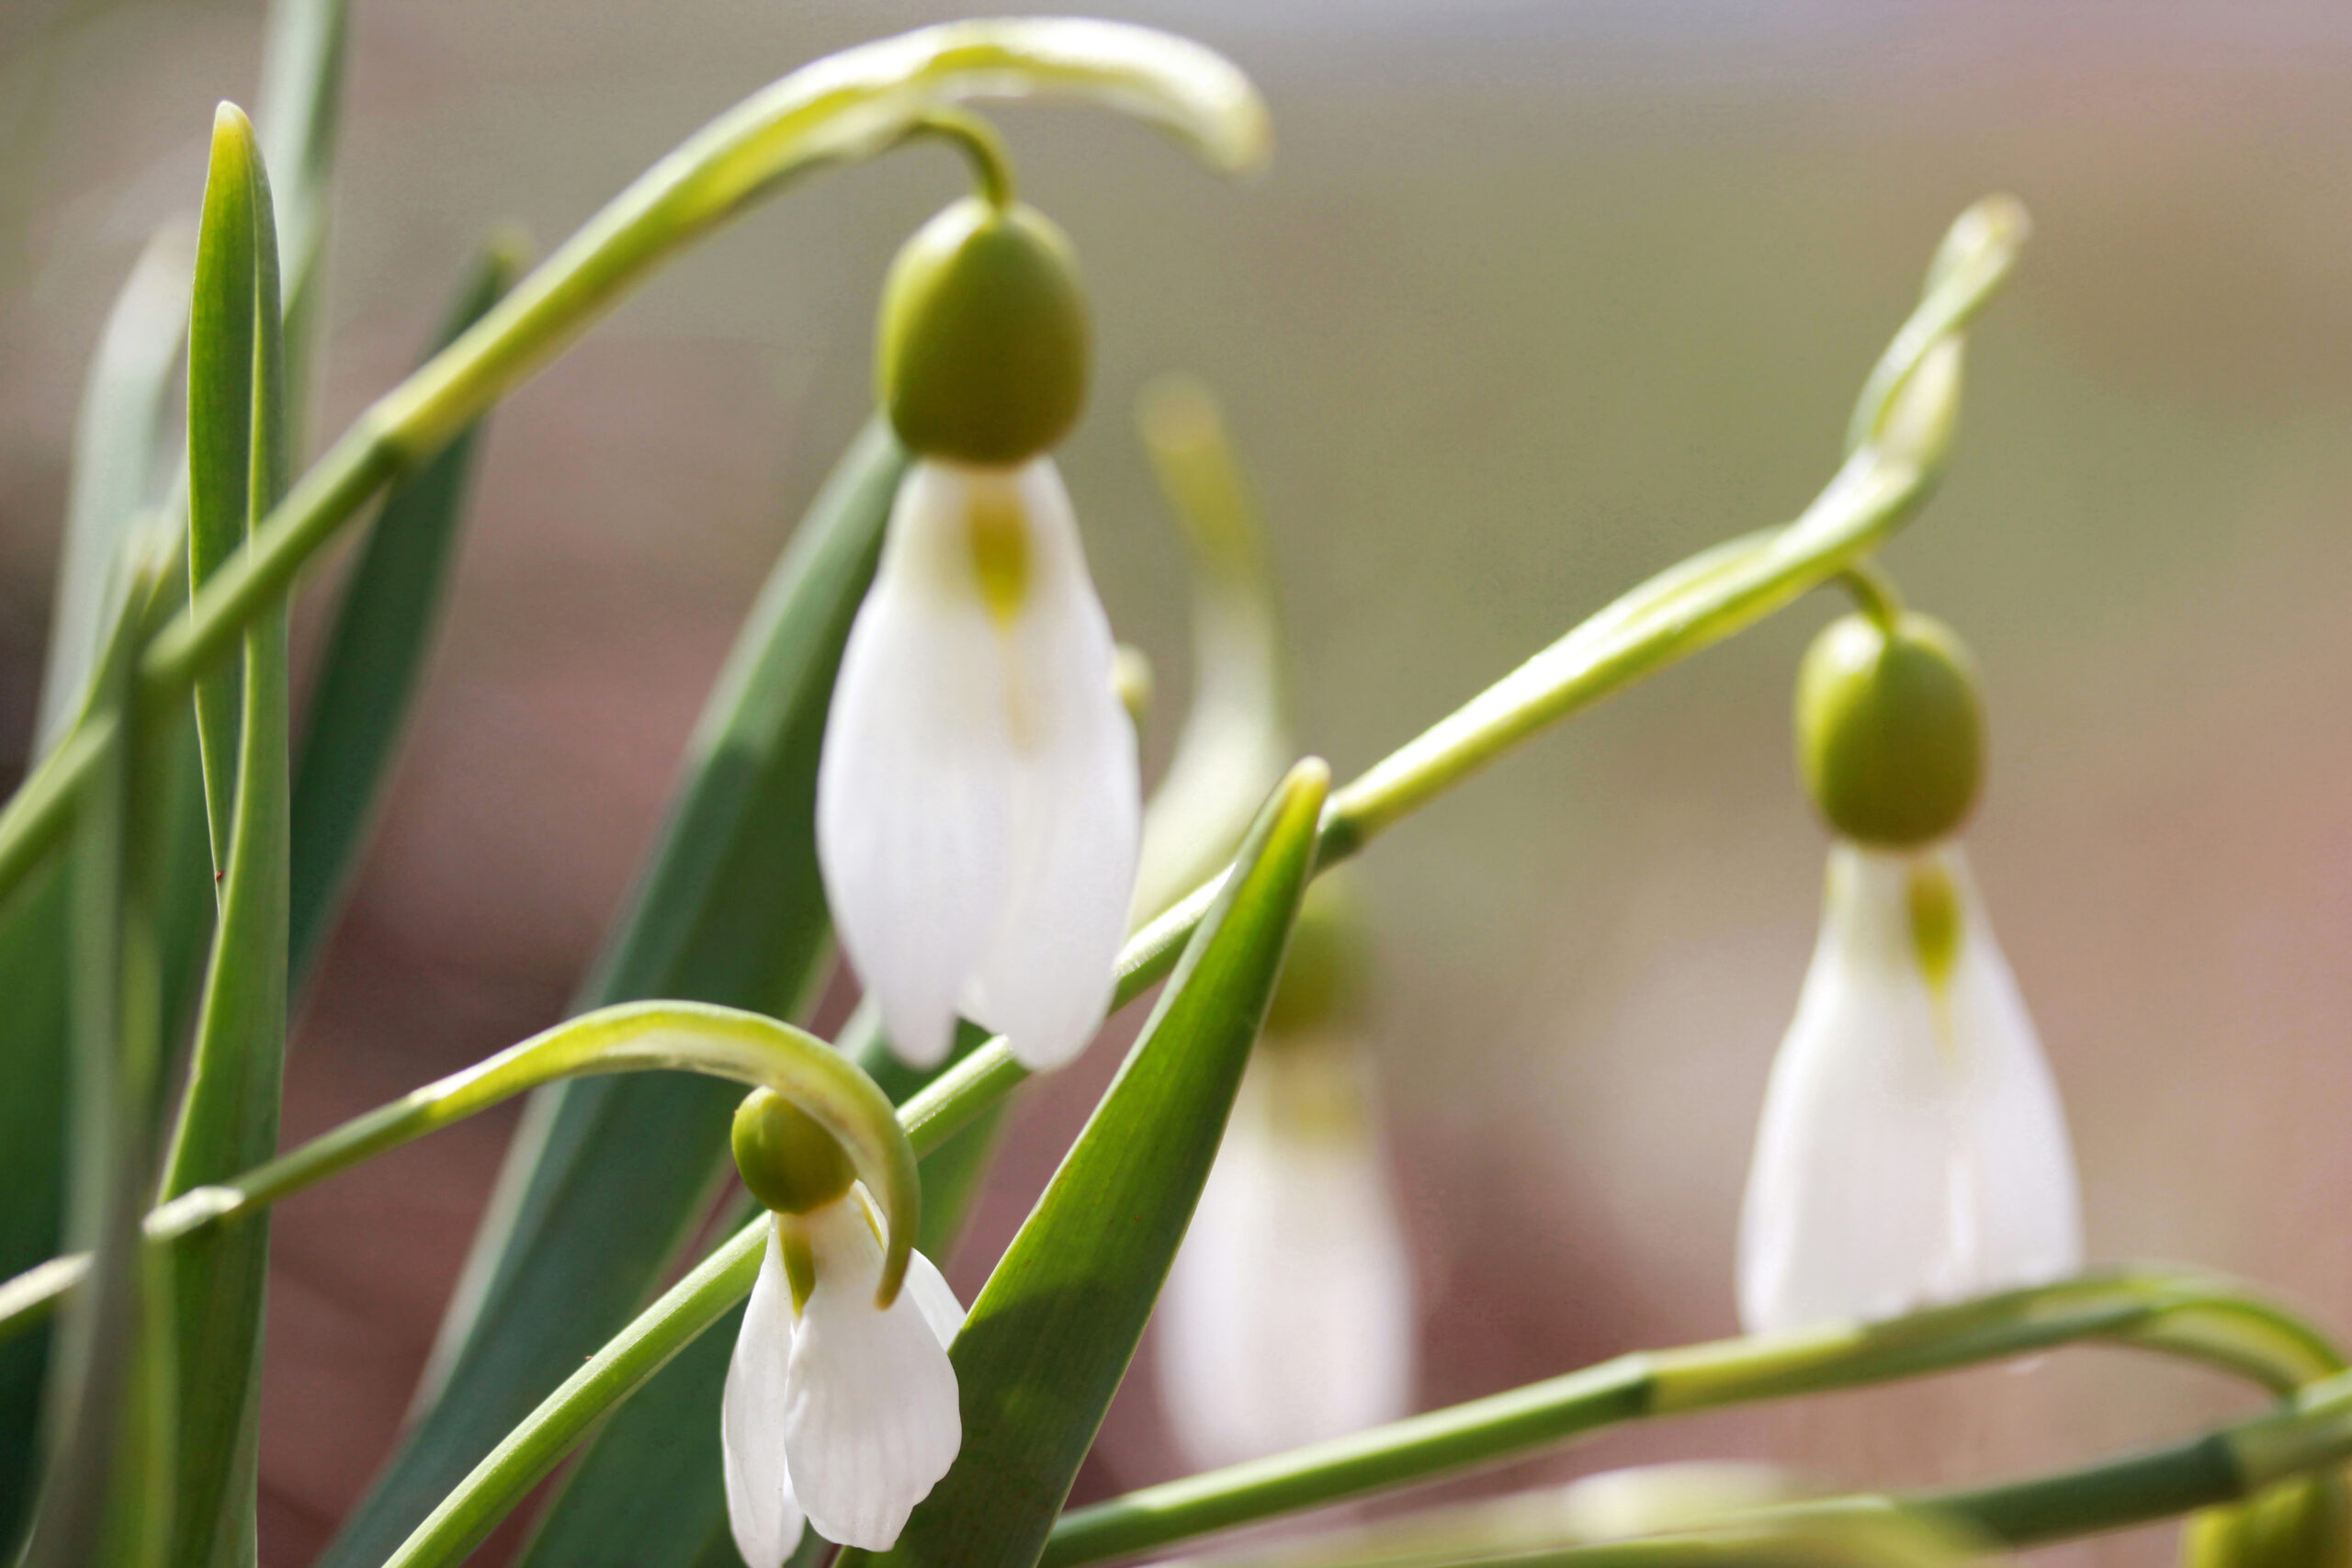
[1044,1269,2346,1567]
[0,17,1274,908]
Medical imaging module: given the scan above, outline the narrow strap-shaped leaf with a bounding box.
[0,865,74,1551]
[183,118,261,876]
[854,759,1331,1568]
[18,541,177,1568]
[156,104,290,1568]
[288,240,522,987]
[35,226,198,756]
[254,0,351,433]
[317,423,905,1568]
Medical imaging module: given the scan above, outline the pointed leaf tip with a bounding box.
[213,99,256,143]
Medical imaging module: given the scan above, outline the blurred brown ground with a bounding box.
[6,1,2352,1563]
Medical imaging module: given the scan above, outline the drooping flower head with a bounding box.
[721,1089,963,1562]
[1737,601,2081,1336]
[1159,879,1418,1466]
[819,189,1139,1073]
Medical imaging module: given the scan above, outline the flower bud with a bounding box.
[1795,609,1984,848]
[2184,1478,2352,1568]
[876,197,1090,466]
[732,1088,856,1216]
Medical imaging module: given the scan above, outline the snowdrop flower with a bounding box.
[723,1089,964,1562]
[1159,886,1417,1466]
[1737,601,2081,1336]
[819,191,1139,1073]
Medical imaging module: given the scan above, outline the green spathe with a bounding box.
[877,197,1089,465]
[1795,610,1984,848]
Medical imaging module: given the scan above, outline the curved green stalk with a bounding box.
[1377,1360,2352,1561]
[891,196,2022,1137]
[0,188,2033,1562]
[1929,1365,2352,1546]
[0,1001,927,1346]
[1043,1269,2345,1567]
[1138,1494,1978,1568]
[0,17,1270,908]
[333,1011,1057,1568]
[141,18,1265,698]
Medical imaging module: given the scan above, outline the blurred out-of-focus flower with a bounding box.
[1159,885,1417,1465]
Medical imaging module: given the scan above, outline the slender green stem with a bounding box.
[1835,562,1905,630]
[5,188,2030,1566]
[1042,1269,2344,1566]
[903,107,1017,208]
[345,207,2035,1563]
[0,18,1271,912]
[0,1002,925,1343]
[1149,1496,1971,1568]
[1921,1367,2352,1546]
[1845,195,2027,458]
[381,1212,767,1568]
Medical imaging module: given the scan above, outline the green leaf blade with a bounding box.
[317,423,905,1568]
[0,869,73,1551]
[183,113,262,876]
[254,0,353,431]
[158,104,292,1568]
[857,758,1329,1568]
[35,226,198,756]
[288,239,521,988]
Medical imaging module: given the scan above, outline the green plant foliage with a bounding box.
[512,1017,1001,1568]
[0,869,72,1551]
[254,0,351,432]
[156,105,292,1568]
[853,759,1329,1568]
[34,228,196,756]
[316,425,905,1568]
[288,241,521,987]
[16,551,176,1568]
[4,221,202,1552]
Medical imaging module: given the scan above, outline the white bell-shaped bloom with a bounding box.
[722,1190,965,1562]
[819,457,1140,1072]
[1159,1035,1417,1467]
[1737,841,2081,1336]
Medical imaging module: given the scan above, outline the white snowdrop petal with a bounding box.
[1159,1047,1417,1468]
[818,461,1022,1068]
[1942,852,2083,1289]
[1736,842,2082,1337]
[903,1248,967,1349]
[721,1223,806,1567]
[782,1201,962,1551]
[960,459,1141,1071]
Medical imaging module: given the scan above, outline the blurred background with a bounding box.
[6,0,2352,1562]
